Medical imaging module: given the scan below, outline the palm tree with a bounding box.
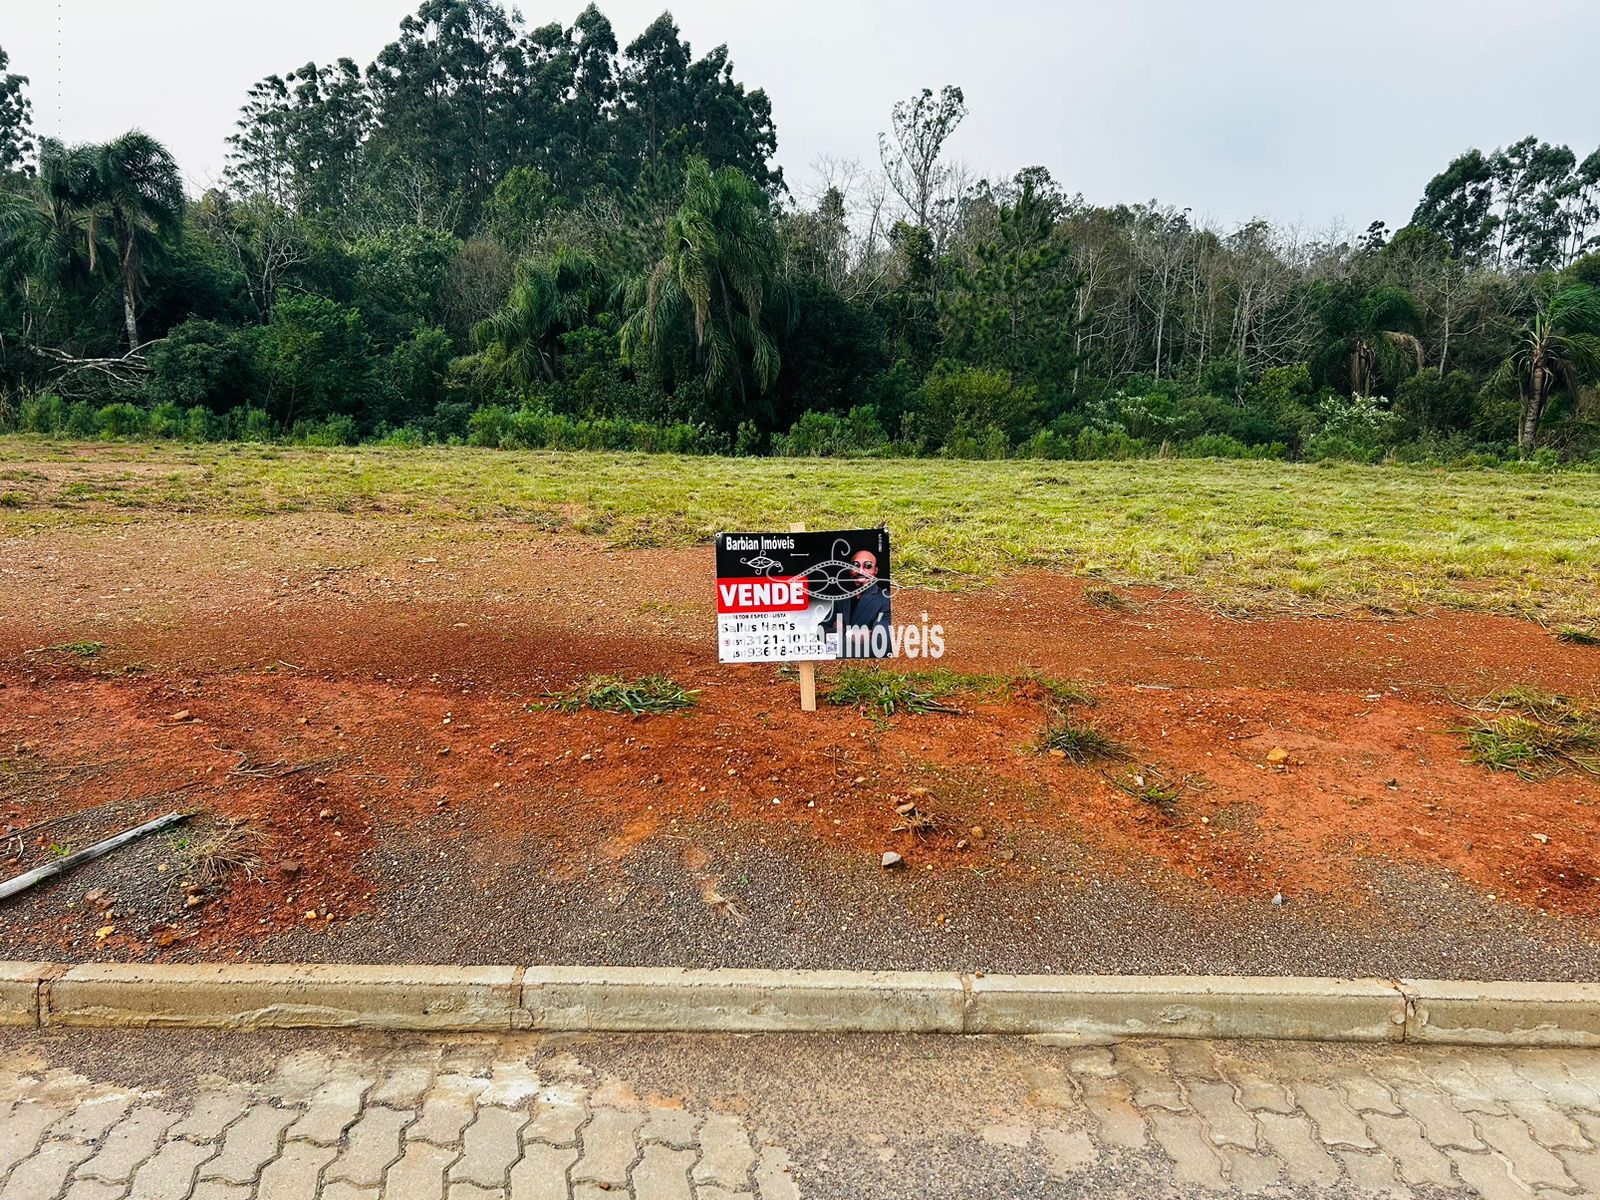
[1317,283,1425,398]
[0,139,104,345]
[87,131,186,350]
[1494,284,1600,450]
[0,139,99,289]
[621,158,784,416]
[473,247,604,389]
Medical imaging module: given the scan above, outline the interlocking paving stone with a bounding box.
[188,1182,253,1200]
[1336,1072,1404,1116]
[287,1078,370,1146]
[410,1081,482,1147]
[257,1139,339,1200]
[1075,1072,1147,1149]
[127,1136,220,1199]
[370,1063,435,1109]
[570,1108,642,1188]
[62,1177,128,1200]
[507,1143,578,1200]
[1507,1098,1591,1149]
[200,1105,298,1186]
[1217,1144,1281,1192]
[1038,1127,1095,1177]
[639,1107,700,1149]
[1557,1144,1600,1197]
[1363,1112,1457,1188]
[1113,1043,1185,1112]
[383,1138,458,1199]
[1256,1111,1342,1187]
[1447,1148,1539,1200]
[2,1032,1599,1198]
[690,1112,756,1190]
[170,1089,252,1143]
[53,1090,136,1142]
[524,1095,586,1148]
[1216,1063,1296,1116]
[1334,1147,1404,1193]
[753,1145,800,1200]
[631,1143,694,1200]
[0,1100,65,1179]
[6,1137,95,1198]
[1473,1111,1580,1191]
[450,1107,528,1189]
[1395,1083,1486,1151]
[1146,1110,1227,1191]
[1184,1079,1256,1148]
[76,1106,181,1183]
[319,1182,380,1200]
[1294,1083,1377,1150]
[329,1106,412,1188]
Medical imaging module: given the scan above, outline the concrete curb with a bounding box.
[2,963,1598,1045]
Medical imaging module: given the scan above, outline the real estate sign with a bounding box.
[715,528,892,663]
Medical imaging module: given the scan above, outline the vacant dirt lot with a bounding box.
[1,494,1597,980]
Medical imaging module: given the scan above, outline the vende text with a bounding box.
[716,576,809,613]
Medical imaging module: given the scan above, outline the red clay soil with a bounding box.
[1,515,1597,964]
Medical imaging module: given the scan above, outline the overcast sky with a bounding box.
[6,0,1599,232]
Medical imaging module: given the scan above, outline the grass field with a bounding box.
[2,438,1599,623]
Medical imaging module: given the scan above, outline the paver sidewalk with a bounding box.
[1,1028,1598,1198]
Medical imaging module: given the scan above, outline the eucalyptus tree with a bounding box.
[0,45,33,175]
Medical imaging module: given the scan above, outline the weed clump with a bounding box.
[825,666,966,716]
[180,822,266,888]
[544,674,697,715]
[1040,715,1126,764]
[1462,689,1598,779]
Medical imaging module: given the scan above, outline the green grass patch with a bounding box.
[1107,763,1200,816]
[823,666,970,716]
[39,641,105,658]
[5,441,1600,622]
[1039,715,1127,764]
[542,674,697,716]
[1462,689,1599,779]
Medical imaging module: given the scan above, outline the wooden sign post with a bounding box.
[791,520,818,711]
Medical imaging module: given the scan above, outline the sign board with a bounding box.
[716,528,892,664]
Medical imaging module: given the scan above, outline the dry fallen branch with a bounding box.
[0,811,192,902]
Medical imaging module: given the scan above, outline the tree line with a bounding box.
[2,2,1598,464]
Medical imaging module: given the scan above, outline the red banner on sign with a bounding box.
[715,575,810,614]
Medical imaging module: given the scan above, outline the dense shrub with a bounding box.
[772,406,889,457]
[466,404,720,454]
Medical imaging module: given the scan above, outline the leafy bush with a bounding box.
[96,403,146,438]
[465,404,719,454]
[773,406,889,457]
[292,414,359,446]
[1305,395,1400,462]
[147,401,188,439]
[19,393,65,434]
[145,319,254,412]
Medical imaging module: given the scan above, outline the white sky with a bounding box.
[6,0,1599,231]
